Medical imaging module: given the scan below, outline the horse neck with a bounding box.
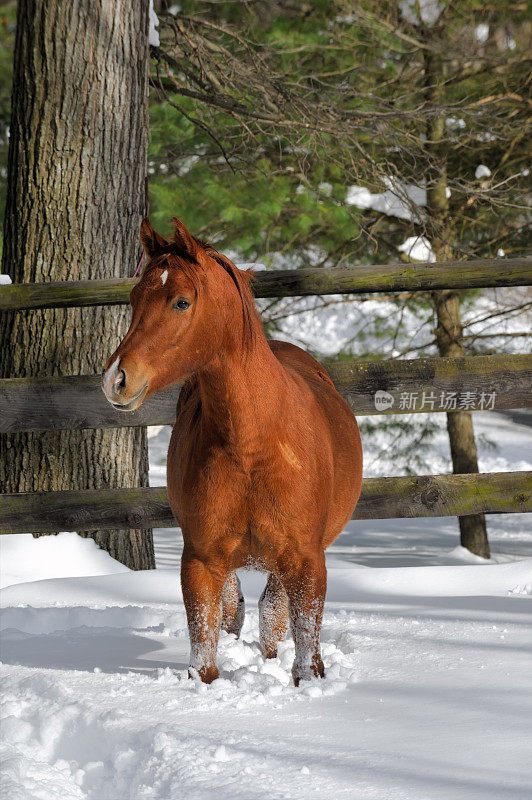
[196,333,286,456]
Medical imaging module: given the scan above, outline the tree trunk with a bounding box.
[0,0,155,569]
[432,291,490,558]
[424,39,490,559]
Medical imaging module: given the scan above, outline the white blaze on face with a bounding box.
[161,269,168,286]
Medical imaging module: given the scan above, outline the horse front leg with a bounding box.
[221,571,245,637]
[181,548,227,683]
[279,550,327,686]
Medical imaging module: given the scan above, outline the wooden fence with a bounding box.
[1,256,531,311]
[1,256,531,533]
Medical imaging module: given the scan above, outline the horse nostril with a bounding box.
[115,369,126,392]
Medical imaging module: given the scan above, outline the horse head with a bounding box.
[102,217,257,411]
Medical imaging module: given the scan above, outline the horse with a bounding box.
[102,217,363,686]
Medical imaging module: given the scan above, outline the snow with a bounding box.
[146,424,165,440]
[148,0,160,47]
[236,262,267,272]
[397,235,435,262]
[346,178,425,222]
[2,411,531,799]
[257,292,430,360]
[475,164,491,179]
[318,181,333,196]
[399,0,442,26]
[446,117,466,130]
[476,24,489,44]
[1,550,531,799]
[0,532,129,590]
[0,273,12,285]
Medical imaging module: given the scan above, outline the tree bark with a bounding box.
[424,41,490,559]
[0,0,155,569]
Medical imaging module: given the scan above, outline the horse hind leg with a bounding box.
[282,551,326,686]
[221,572,245,638]
[259,573,289,659]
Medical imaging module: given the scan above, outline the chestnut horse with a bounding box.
[102,218,362,686]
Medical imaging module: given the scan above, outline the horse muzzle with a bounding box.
[102,357,149,411]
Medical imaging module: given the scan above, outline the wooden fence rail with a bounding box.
[1,256,531,311]
[1,354,531,433]
[1,472,530,534]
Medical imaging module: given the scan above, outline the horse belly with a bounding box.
[245,450,334,567]
[320,398,363,548]
[285,370,362,550]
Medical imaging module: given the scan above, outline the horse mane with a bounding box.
[201,242,259,354]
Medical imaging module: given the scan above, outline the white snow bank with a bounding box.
[397,235,435,262]
[326,559,532,602]
[0,273,12,285]
[3,559,531,626]
[0,569,180,616]
[0,532,129,590]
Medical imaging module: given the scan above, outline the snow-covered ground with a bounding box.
[1,538,531,800]
[2,407,531,799]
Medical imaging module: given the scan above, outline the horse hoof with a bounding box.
[261,644,279,660]
[188,666,220,684]
[292,658,325,686]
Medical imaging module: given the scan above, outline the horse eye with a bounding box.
[173,299,190,311]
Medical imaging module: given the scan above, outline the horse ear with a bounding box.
[140,218,168,258]
[172,217,200,259]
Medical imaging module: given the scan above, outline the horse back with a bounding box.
[268,340,335,388]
